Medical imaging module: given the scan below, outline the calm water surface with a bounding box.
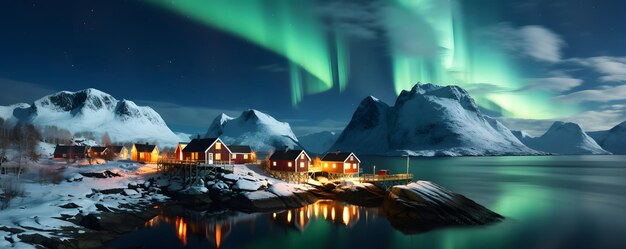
[109,156,626,249]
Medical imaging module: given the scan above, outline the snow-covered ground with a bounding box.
[0,159,167,248]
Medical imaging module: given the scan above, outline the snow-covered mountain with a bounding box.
[331,83,538,156]
[205,109,299,152]
[588,121,626,154]
[515,121,610,155]
[298,131,340,154]
[0,88,180,147]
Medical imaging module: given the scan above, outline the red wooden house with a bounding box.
[269,149,311,172]
[88,146,109,158]
[53,145,88,159]
[228,145,255,164]
[320,152,360,175]
[174,142,188,161]
[182,138,232,164]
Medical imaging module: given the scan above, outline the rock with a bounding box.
[333,183,386,206]
[382,181,503,234]
[80,170,121,178]
[95,203,112,212]
[78,213,103,231]
[59,203,81,209]
[211,180,229,190]
[229,191,285,210]
[232,179,263,191]
[93,188,125,195]
[221,173,240,183]
[122,189,141,197]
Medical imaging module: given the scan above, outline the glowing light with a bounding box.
[342,206,350,226]
[148,0,348,106]
[176,217,187,246]
[272,212,276,220]
[331,207,336,221]
[215,224,222,248]
[287,210,292,223]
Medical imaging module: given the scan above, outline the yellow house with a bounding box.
[109,145,129,160]
[131,143,159,163]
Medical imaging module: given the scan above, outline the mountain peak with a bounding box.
[545,121,584,136]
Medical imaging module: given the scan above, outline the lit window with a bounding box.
[244,154,248,159]
[216,153,221,160]
[332,163,336,169]
[216,142,221,150]
[272,161,276,166]
[324,163,328,168]
[232,154,236,159]
[350,156,354,161]
[300,154,304,159]
[344,163,350,169]
[288,162,292,167]
[300,162,304,168]
[353,163,357,169]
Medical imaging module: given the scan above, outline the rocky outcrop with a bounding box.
[383,181,503,233]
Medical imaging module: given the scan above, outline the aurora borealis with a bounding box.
[147,0,578,119]
[1,0,626,135]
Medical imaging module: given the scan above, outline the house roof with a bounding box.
[183,138,219,153]
[54,145,88,154]
[134,144,157,152]
[108,146,126,153]
[90,146,108,153]
[321,152,360,162]
[270,149,307,161]
[229,145,252,154]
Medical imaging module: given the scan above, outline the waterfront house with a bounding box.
[108,145,129,160]
[320,151,360,176]
[88,146,109,158]
[53,145,88,159]
[131,143,159,163]
[228,145,256,164]
[182,137,232,164]
[269,149,311,173]
[174,142,188,161]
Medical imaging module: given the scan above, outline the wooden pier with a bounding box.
[359,173,414,190]
[157,159,234,181]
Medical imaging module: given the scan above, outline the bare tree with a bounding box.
[102,132,112,146]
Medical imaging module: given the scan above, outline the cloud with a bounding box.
[0,78,57,105]
[135,100,241,128]
[485,24,564,63]
[567,56,626,82]
[316,0,384,40]
[554,84,626,103]
[522,76,583,92]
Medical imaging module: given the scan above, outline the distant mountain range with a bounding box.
[2,86,624,156]
[0,88,180,147]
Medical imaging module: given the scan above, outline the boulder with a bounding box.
[382,181,503,234]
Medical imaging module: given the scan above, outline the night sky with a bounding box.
[1,0,625,136]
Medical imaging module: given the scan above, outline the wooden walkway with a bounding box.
[157,159,234,181]
[359,173,414,190]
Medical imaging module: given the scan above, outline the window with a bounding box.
[300,162,305,168]
[324,163,328,168]
[350,156,354,161]
[232,154,236,159]
[353,163,357,169]
[344,163,350,169]
[216,153,221,160]
[215,142,221,150]
[288,162,292,167]
[300,154,304,159]
[332,163,336,169]
[272,161,276,166]
[244,154,248,160]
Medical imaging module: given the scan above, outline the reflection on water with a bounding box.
[109,156,626,249]
[139,200,373,248]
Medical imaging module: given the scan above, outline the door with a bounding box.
[208,153,214,164]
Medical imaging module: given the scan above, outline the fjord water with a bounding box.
[109,156,626,249]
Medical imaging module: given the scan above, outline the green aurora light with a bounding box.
[148,0,578,119]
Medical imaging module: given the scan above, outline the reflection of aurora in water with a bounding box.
[146,0,577,119]
[110,156,626,249]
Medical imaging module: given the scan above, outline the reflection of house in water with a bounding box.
[145,212,238,248]
[271,200,363,231]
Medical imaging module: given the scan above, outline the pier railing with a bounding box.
[359,173,413,183]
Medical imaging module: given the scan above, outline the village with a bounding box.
[50,137,413,188]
